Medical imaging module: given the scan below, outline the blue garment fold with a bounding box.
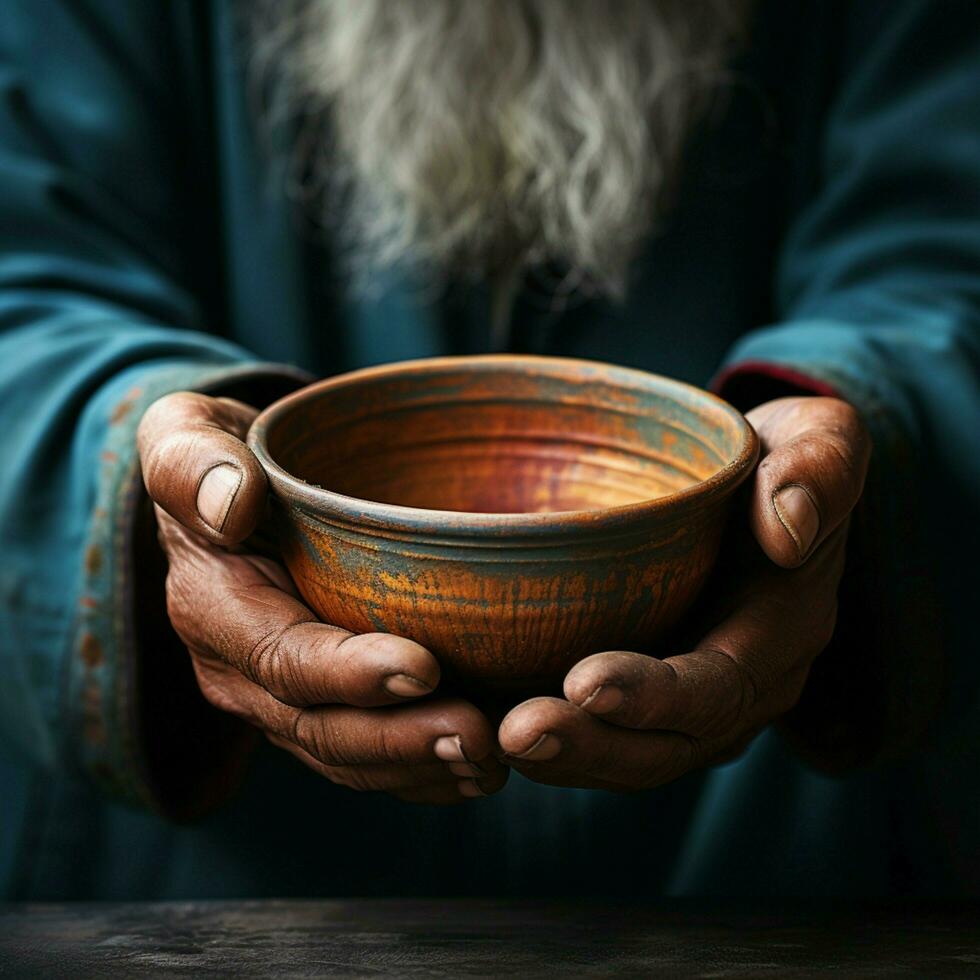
[1,0,978,898]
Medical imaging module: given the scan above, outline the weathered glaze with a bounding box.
[248,355,758,692]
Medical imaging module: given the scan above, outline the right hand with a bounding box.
[137,391,508,804]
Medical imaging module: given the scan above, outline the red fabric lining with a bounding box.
[712,359,841,405]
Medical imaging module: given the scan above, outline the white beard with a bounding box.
[249,0,747,300]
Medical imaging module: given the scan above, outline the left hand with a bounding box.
[497,396,871,790]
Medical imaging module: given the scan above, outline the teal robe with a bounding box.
[1,0,978,898]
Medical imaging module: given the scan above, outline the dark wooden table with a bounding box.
[1,900,978,977]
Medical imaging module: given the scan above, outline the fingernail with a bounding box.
[458,779,487,798]
[197,463,243,532]
[383,673,433,699]
[434,735,468,763]
[581,685,623,714]
[448,761,485,778]
[512,733,561,762]
[773,484,820,558]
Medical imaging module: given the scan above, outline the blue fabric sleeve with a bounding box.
[717,0,980,765]
[0,1,309,807]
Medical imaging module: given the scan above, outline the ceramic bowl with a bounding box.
[247,355,758,693]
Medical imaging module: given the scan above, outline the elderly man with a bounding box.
[1,0,977,899]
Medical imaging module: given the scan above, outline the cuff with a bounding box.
[69,359,312,816]
[711,359,840,409]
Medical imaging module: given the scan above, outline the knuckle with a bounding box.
[820,434,862,487]
[374,720,405,765]
[793,434,841,481]
[140,430,182,486]
[137,392,183,436]
[242,622,308,702]
[809,407,870,489]
[684,646,760,736]
[164,567,205,649]
[737,659,766,713]
[632,659,677,729]
[762,421,867,500]
[716,648,762,725]
[242,625,282,684]
[291,712,345,767]
[139,393,208,449]
[332,632,368,682]
[830,399,867,443]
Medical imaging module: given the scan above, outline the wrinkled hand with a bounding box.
[498,396,871,790]
[137,392,507,803]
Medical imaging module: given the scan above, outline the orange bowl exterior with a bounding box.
[247,355,758,693]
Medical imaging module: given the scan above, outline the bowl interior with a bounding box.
[262,359,749,515]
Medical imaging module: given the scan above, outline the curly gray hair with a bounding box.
[250,0,748,299]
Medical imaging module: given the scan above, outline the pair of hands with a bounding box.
[137,390,870,803]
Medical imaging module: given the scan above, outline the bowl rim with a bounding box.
[246,353,759,538]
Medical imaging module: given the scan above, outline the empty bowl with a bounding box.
[247,355,758,693]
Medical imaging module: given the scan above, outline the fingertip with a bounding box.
[771,483,820,562]
[563,651,646,711]
[749,398,870,568]
[430,698,498,763]
[498,697,567,757]
[563,652,616,705]
[139,393,269,546]
[359,633,441,697]
[497,698,534,741]
[196,462,245,534]
[198,447,268,545]
[382,673,433,698]
[751,481,820,568]
[579,685,625,715]
[296,630,440,708]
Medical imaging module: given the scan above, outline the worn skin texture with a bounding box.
[137,390,869,801]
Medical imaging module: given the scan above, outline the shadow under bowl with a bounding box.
[247,355,758,693]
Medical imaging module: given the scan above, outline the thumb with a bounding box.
[137,391,267,546]
[745,396,871,568]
